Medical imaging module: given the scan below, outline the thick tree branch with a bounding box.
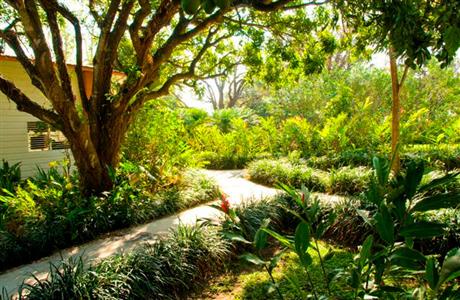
[0,74,61,128]
[128,28,228,113]
[17,0,57,92]
[92,0,134,120]
[129,0,152,58]
[40,0,74,102]
[88,0,103,27]
[0,29,45,94]
[55,2,89,105]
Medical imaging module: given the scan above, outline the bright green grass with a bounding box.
[200,241,355,300]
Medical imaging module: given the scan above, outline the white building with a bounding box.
[0,55,97,177]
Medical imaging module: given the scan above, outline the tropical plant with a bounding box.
[0,160,21,194]
[342,157,460,298]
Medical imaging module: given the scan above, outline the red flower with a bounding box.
[301,193,305,204]
[220,193,230,214]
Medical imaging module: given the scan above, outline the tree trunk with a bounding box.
[65,113,130,196]
[389,47,400,173]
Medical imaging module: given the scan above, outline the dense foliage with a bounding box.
[124,62,459,171]
[0,162,218,271]
[213,158,460,299]
[16,158,460,299]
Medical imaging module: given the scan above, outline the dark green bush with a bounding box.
[233,197,284,241]
[197,151,251,169]
[307,150,373,170]
[247,158,329,191]
[305,146,460,172]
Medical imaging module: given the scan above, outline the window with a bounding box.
[27,121,69,151]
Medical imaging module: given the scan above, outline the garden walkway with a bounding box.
[0,170,278,296]
[0,170,346,297]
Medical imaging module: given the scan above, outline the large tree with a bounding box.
[0,0,327,195]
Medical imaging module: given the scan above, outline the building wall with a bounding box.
[0,58,72,178]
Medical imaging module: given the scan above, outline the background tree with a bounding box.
[0,0,327,195]
[336,0,460,171]
[202,65,246,110]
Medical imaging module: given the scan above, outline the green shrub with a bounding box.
[328,166,372,195]
[0,160,21,194]
[402,144,460,170]
[248,158,374,195]
[233,197,283,241]
[307,150,373,170]
[123,103,201,183]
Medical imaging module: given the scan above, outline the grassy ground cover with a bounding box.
[195,242,354,300]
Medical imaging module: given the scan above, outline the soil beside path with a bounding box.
[0,170,277,297]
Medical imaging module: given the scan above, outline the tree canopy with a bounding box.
[0,0,459,194]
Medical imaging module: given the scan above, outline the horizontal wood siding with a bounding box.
[0,59,73,178]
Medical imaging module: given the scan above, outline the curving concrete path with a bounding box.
[0,170,278,297]
[0,169,347,297]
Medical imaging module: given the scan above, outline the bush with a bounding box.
[233,197,284,241]
[328,166,372,195]
[18,223,230,299]
[247,158,372,195]
[123,103,201,184]
[402,144,460,170]
[307,149,373,170]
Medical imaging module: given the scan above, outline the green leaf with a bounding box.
[294,222,310,257]
[437,248,460,289]
[445,26,460,55]
[373,156,389,186]
[390,247,426,270]
[349,268,360,289]
[404,161,424,199]
[222,232,251,244]
[269,249,286,272]
[418,172,459,193]
[299,251,313,267]
[400,222,444,239]
[374,205,394,244]
[359,235,373,267]
[262,228,293,249]
[365,179,382,206]
[425,257,438,290]
[411,192,460,212]
[254,218,270,250]
[323,248,335,261]
[392,247,426,262]
[240,253,266,266]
